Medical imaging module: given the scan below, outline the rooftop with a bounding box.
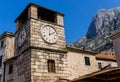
[0,31,14,40]
[110,32,120,39]
[96,54,116,61]
[15,3,64,22]
[67,47,97,55]
[71,67,120,82]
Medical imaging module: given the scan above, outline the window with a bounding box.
[48,60,55,73]
[0,56,2,67]
[9,64,13,74]
[38,7,57,23]
[98,62,102,69]
[0,40,4,48]
[0,75,1,82]
[84,57,90,65]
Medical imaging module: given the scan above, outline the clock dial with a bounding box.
[17,28,26,47]
[41,25,58,43]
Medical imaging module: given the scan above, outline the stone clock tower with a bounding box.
[14,3,68,82]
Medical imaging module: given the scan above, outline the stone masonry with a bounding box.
[12,3,68,82]
[3,3,118,82]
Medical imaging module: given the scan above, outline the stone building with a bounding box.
[5,3,68,82]
[111,32,120,67]
[67,47,98,80]
[0,3,118,82]
[0,32,14,82]
[67,47,117,80]
[95,54,117,69]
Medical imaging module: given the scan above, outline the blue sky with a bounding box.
[0,0,120,43]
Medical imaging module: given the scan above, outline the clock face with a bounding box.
[17,28,26,47]
[41,25,58,44]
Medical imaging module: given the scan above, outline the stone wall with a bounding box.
[67,50,98,80]
[96,59,118,69]
[111,33,120,67]
[12,17,68,82]
[13,4,67,82]
[5,37,14,60]
[30,19,66,51]
[13,20,31,82]
[0,34,14,82]
[31,49,68,82]
[5,60,14,82]
[14,20,30,56]
[56,13,64,26]
[0,38,5,82]
[14,50,31,82]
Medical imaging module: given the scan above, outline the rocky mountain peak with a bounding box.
[68,7,120,54]
[87,8,120,39]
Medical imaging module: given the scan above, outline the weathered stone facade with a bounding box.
[0,32,14,82]
[67,48,118,80]
[96,59,117,68]
[3,3,118,82]
[31,49,68,81]
[16,51,31,82]
[30,19,66,51]
[67,47,98,80]
[7,3,68,82]
[111,32,120,67]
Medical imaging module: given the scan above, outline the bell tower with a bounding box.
[14,3,68,82]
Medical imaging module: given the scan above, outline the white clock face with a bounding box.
[17,28,26,47]
[41,25,58,44]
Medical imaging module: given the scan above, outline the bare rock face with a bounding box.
[68,8,120,54]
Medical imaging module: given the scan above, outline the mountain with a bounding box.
[68,8,120,54]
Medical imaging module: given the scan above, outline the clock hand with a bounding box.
[49,32,55,35]
[49,28,50,35]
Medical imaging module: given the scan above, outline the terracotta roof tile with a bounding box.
[95,54,116,61]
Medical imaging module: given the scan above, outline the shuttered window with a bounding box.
[0,56,2,67]
[98,62,102,69]
[85,57,90,65]
[9,64,13,74]
[48,60,55,73]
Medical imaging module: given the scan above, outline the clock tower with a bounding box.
[14,3,68,82]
